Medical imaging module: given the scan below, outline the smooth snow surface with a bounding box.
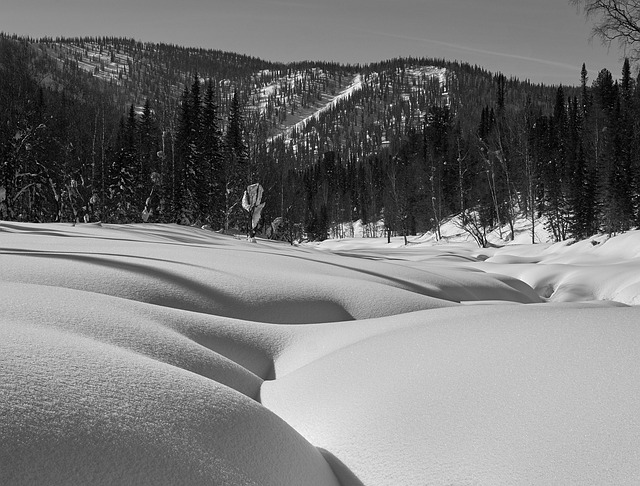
[2,222,640,485]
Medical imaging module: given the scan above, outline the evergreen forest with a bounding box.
[2,34,640,245]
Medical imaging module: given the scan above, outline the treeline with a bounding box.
[1,36,119,222]
[30,35,356,140]
[2,34,640,245]
[285,62,640,244]
[0,37,249,228]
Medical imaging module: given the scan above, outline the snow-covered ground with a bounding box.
[2,222,640,485]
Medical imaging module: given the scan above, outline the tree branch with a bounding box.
[571,0,640,59]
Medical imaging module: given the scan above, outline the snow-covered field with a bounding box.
[2,222,640,485]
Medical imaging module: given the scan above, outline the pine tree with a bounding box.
[580,63,590,117]
[616,59,636,230]
[424,106,451,239]
[634,71,640,225]
[223,91,249,231]
[539,86,570,241]
[138,99,166,222]
[201,80,223,228]
[173,85,191,221]
[108,107,138,222]
[182,73,204,223]
[592,68,622,234]
[175,74,206,224]
[137,99,156,213]
[576,63,600,237]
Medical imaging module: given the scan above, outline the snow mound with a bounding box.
[478,230,640,304]
[263,303,640,485]
[319,223,640,305]
[0,316,339,486]
[0,223,542,324]
[2,222,640,484]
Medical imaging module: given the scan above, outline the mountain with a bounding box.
[2,33,636,244]
[3,34,562,145]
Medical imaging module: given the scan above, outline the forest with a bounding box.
[1,34,639,245]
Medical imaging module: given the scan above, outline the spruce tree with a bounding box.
[592,69,622,234]
[174,85,191,222]
[201,80,223,228]
[424,106,451,239]
[182,73,204,224]
[223,91,249,231]
[175,74,206,224]
[634,71,640,225]
[580,63,590,117]
[540,86,570,241]
[137,99,155,214]
[138,99,166,222]
[576,63,600,237]
[108,107,138,222]
[615,59,636,230]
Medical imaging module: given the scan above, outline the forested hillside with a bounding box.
[1,33,637,245]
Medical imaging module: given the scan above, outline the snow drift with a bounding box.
[1,222,640,485]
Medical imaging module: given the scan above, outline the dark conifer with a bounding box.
[201,80,223,228]
[223,91,249,231]
[108,107,138,222]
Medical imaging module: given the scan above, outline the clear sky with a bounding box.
[0,0,628,86]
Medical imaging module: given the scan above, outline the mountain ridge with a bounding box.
[6,32,632,247]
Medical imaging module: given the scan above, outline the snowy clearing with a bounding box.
[1,222,640,485]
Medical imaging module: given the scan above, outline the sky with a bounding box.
[0,0,628,86]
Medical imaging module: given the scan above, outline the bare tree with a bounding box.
[571,0,640,59]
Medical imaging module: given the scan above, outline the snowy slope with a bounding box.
[266,73,364,143]
[1,222,640,485]
[263,303,640,485]
[286,74,363,135]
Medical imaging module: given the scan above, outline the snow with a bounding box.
[2,221,640,484]
[270,73,364,144]
[470,231,640,305]
[263,304,640,485]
